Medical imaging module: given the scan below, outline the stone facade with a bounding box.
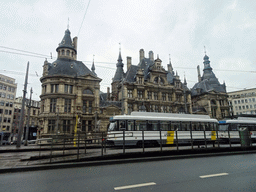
[0,74,17,133]
[39,29,102,137]
[191,54,229,119]
[110,49,192,114]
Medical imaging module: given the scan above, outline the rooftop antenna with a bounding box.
[204,46,207,55]
[169,54,171,63]
[67,18,70,29]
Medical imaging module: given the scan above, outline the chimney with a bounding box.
[127,56,132,71]
[73,37,78,51]
[149,51,154,61]
[197,65,201,82]
[139,49,144,62]
[107,87,110,101]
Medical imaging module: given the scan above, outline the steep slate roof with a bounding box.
[113,50,124,82]
[47,29,96,77]
[56,29,76,52]
[191,54,226,96]
[48,58,95,77]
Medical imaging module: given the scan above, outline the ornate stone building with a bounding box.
[191,54,229,119]
[110,49,192,114]
[39,28,102,136]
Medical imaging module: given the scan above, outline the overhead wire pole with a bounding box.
[24,88,33,146]
[16,62,29,148]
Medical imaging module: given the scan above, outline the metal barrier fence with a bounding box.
[36,129,254,163]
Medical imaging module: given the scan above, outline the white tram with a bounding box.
[107,112,218,146]
[219,116,256,143]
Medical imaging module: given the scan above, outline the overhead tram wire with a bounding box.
[1,46,256,73]
[77,0,91,37]
[0,46,50,58]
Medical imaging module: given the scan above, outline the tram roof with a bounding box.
[111,112,218,123]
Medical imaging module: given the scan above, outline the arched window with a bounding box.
[154,77,158,83]
[66,50,70,56]
[83,89,93,95]
[61,50,65,55]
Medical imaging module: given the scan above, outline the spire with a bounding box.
[117,43,123,64]
[67,18,70,29]
[91,55,96,76]
[56,28,76,53]
[113,44,124,82]
[184,73,187,85]
[167,54,174,75]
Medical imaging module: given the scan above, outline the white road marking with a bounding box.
[114,182,156,190]
[200,173,229,179]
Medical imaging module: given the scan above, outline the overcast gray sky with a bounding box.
[1,0,256,100]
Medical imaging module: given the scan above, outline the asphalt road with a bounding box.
[1,153,256,192]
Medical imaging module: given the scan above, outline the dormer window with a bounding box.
[70,63,74,68]
[53,63,57,67]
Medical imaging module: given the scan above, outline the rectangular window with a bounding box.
[6,102,9,107]
[128,104,133,115]
[48,120,56,133]
[88,121,92,132]
[162,93,166,101]
[127,90,133,98]
[8,86,11,92]
[7,118,11,123]
[138,91,143,99]
[33,110,36,115]
[10,102,13,107]
[82,120,86,132]
[83,100,87,113]
[69,85,73,94]
[63,120,70,133]
[5,110,8,115]
[154,92,158,100]
[50,98,57,112]
[168,94,172,101]
[65,84,73,93]
[9,110,12,115]
[64,99,71,112]
[148,91,152,99]
[89,101,92,113]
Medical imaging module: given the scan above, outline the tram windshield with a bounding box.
[108,122,117,131]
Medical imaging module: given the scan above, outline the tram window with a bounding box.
[160,121,169,131]
[230,124,238,131]
[191,122,200,131]
[200,123,209,131]
[181,122,190,131]
[209,123,215,131]
[219,124,228,131]
[171,122,180,131]
[148,121,158,131]
[127,121,134,131]
[119,120,126,130]
[136,120,147,131]
[251,125,256,131]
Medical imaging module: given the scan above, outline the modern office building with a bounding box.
[0,74,17,133]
